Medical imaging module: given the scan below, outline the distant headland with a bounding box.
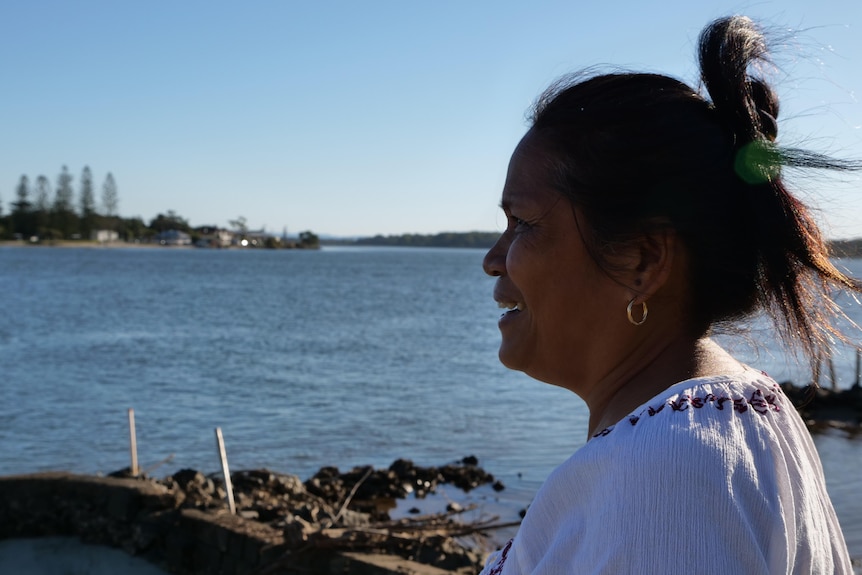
[828,238,862,259]
[324,231,500,249]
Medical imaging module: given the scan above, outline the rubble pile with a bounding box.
[132,456,506,571]
[780,382,862,435]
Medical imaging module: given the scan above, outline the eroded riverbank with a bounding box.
[0,458,510,574]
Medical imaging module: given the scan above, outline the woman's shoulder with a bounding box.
[557,367,805,490]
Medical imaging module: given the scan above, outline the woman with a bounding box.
[480,16,857,574]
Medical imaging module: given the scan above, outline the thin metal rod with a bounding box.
[215,427,236,515]
[128,408,138,477]
[855,348,860,387]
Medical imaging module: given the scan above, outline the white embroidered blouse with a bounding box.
[479,368,852,574]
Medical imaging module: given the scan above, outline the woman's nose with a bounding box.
[483,234,508,277]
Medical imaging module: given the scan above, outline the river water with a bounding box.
[1,245,860,558]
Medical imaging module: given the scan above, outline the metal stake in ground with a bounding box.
[215,427,236,514]
[856,348,860,387]
[128,408,139,477]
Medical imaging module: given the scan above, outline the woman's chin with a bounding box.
[497,343,528,373]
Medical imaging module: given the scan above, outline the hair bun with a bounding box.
[699,16,777,145]
[748,79,779,141]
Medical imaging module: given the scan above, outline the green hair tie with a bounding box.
[734,140,781,185]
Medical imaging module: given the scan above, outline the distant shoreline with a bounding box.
[0,240,188,249]
[4,236,862,255]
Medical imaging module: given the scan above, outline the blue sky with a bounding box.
[2,0,861,238]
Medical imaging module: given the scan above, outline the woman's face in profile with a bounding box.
[484,133,628,386]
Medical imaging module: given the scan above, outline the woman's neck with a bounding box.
[584,337,744,437]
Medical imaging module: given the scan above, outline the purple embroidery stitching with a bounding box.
[594,383,782,438]
[647,404,665,417]
[487,539,513,575]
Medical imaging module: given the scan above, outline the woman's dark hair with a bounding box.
[528,15,860,364]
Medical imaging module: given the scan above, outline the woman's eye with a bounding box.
[502,210,531,233]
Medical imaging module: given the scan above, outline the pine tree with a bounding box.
[54,166,74,212]
[52,165,77,238]
[11,175,35,238]
[101,172,118,217]
[33,175,51,236]
[34,175,51,212]
[79,166,96,239]
[13,175,31,213]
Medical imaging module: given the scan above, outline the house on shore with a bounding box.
[91,230,119,243]
[193,226,234,248]
[154,229,192,246]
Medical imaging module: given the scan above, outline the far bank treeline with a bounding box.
[328,231,500,249]
[0,167,319,249]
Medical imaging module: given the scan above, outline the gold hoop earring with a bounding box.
[627,299,648,326]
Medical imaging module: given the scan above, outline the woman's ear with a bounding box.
[627,228,676,302]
